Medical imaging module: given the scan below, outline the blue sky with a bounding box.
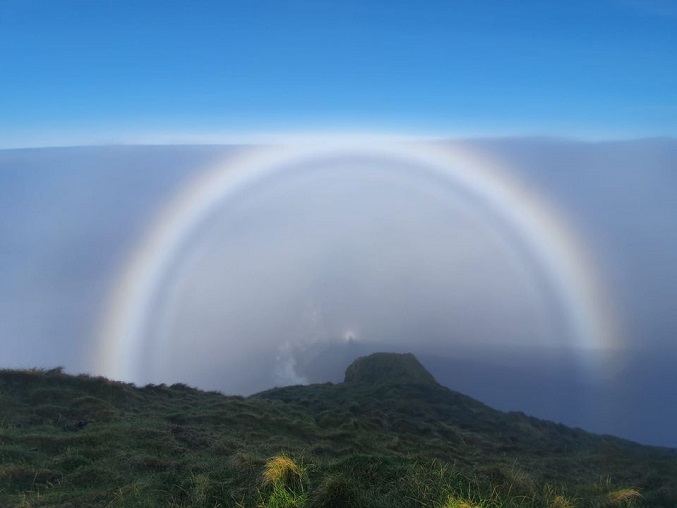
[1,0,676,146]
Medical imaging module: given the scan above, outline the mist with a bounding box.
[1,138,676,447]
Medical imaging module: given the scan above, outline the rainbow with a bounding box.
[95,138,619,384]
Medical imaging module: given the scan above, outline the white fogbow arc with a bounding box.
[96,139,618,383]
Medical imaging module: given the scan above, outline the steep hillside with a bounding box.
[256,354,674,486]
[1,355,676,507]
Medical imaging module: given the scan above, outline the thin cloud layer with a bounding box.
[0,138,675,447]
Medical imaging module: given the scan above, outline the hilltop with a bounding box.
[1,354,676,507]
[343,352,439,386]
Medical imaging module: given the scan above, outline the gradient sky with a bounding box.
[1,0,677,145]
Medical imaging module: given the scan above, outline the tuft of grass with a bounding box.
[261,485,307,508]
[187,472,211,505]
[308,474,359,508]
[261,455,305,490]
[260,455,308,508]
[606,488,642,506]
[549,494,575,508]
[441,495,481,508]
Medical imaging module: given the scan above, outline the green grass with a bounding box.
[0,357,675,507]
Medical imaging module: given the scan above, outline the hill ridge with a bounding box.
[1,359,676,506]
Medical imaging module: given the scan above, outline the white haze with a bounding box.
[0,139,676,447]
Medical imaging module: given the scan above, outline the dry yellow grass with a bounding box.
[549,494,575,508]
[261,455,303,488]
[607,488,642,506]
[442,495,481,508]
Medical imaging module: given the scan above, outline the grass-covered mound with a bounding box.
[343,352,439,386]
[0,354,675,507]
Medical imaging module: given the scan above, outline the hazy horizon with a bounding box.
[2,138,676,448]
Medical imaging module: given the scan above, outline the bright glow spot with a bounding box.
[343,330,357,343]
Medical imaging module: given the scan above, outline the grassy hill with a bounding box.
[1,353,675,507]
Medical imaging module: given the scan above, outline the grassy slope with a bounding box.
[0,361,675,507]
